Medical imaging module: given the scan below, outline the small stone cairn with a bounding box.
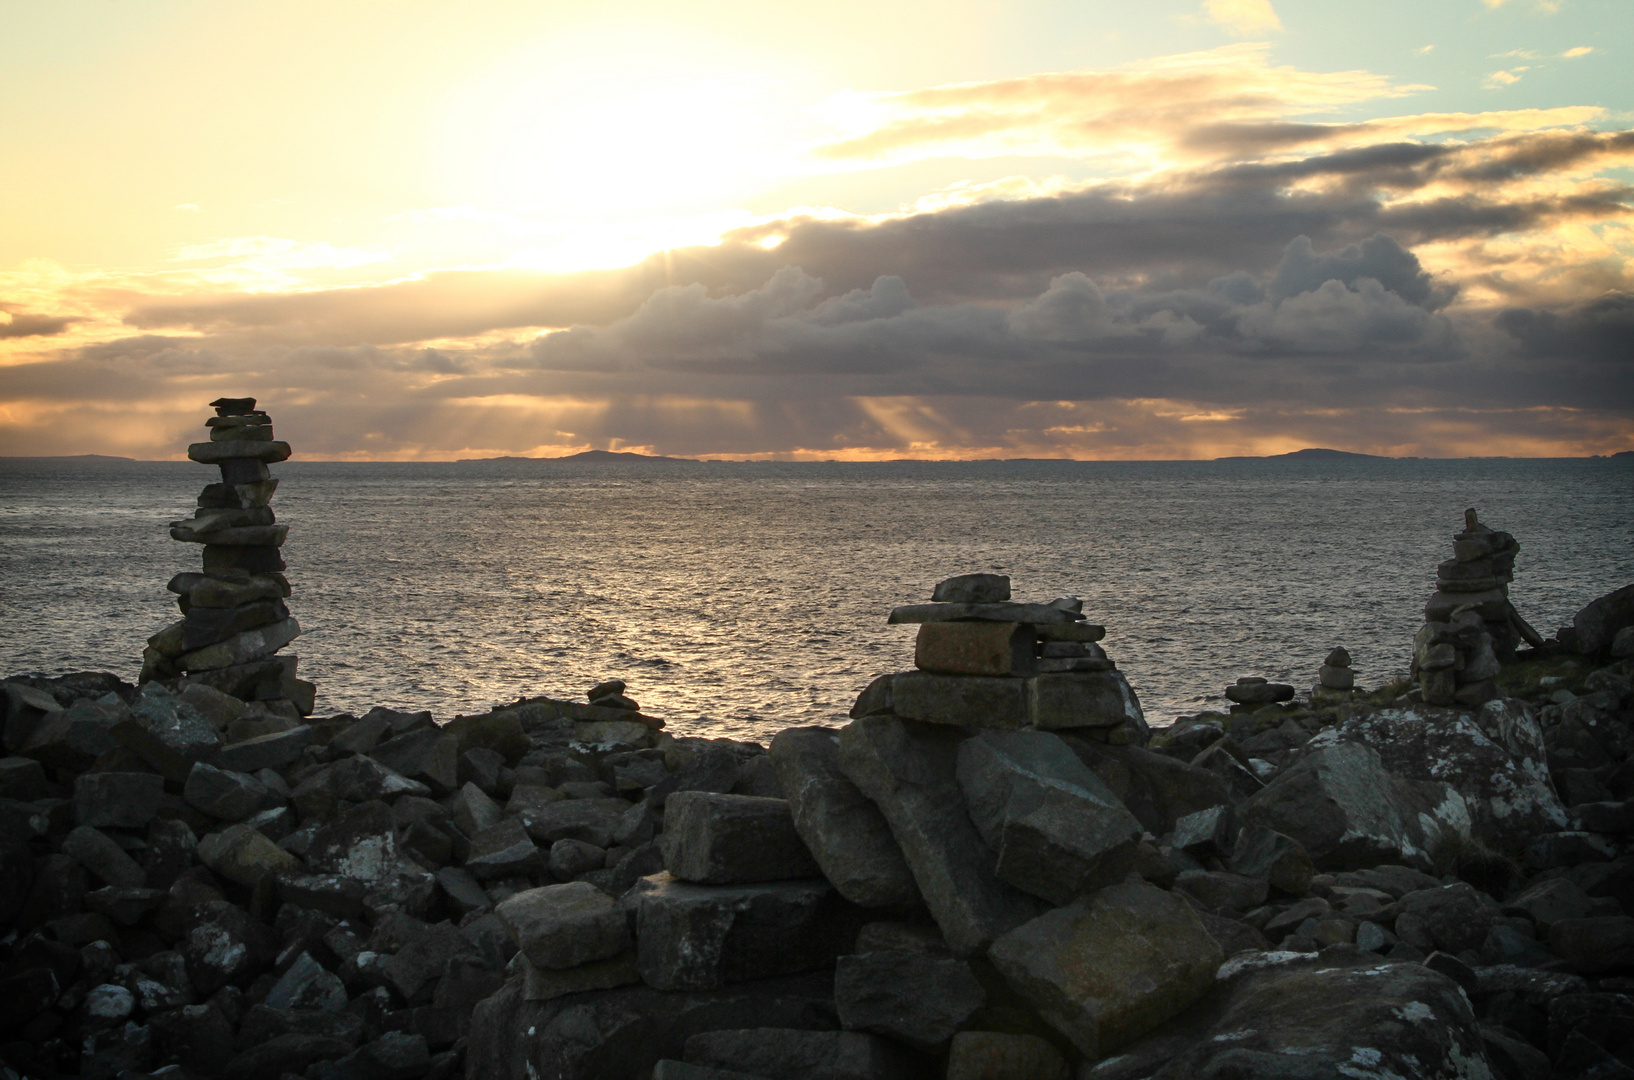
[850,572,1148,743]
[1312,646,1355,702]
[139,397,314,718]
[1412,508,1544,707]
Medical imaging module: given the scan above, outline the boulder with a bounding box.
[661,792,821,884]
[180,898,277,995]
[497,881,630,970]
[264,951,347,1011]
[465,817,544,880]
[1316,702,1567,853]
[1241,742,1470,873]
[2,681,62,754]
[523,951,642,1001]
[184,761,281,821]
[304,801,401,884]
[768,727,921,909]
[308,1032,430,1080]
[834,950,986,1051]
[683,1028,923,1080]
[20,699,124,772]
[223,1033,353,1080]
[1394,883,1495,955]
[1116,950,1491,1078]
[1228,826,1315,896]
[62,825,148,887]
[838,716,1045,954]
[1060,738,1232,838]
[945,1032,1069,1080]
[216,725,312,773]
[195,823,301,886]
[955,729,1143,905]
[370,727,460,796]
[291,756,430,819]
[631,872,861,991]
[1573,583,1634,657]
[466,970,838,1080]
[931,574,1011,603]
[1549,916,1634,974]
[1169,804,1234,859]
[515,796,631,849]
[74,771,164,829]
[986,880,1222,1059]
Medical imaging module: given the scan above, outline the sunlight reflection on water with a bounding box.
[2,457,1630,743]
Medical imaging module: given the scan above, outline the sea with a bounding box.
[2,456,1630,744]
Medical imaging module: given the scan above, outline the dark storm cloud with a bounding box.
[1497,292,1634,364]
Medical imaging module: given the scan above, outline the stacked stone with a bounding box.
[1412,508,1544,707]
[1311,646,1356,702]
[1223,676,1296,712]
[139,397,314,719]
[850,572,1148,744]
[559,679,666,748]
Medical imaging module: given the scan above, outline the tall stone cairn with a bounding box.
[138,396,314,718]
[1410,507,1544,707]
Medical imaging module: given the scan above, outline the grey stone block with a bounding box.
[661,792,821,885]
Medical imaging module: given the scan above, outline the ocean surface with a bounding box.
[2,456,1630,744]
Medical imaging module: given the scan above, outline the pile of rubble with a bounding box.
[2,557,1632,1079]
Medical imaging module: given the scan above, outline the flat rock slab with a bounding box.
[466,970,838,1080]
[839,716,1046,954]
[523,950,642,1001]
[834,950,986,1051]
[661,792,821,885]
[497,881,630,970]
[956,729,1143,905]
[631,872,861,991]
[987,880,1222,1060]
[684,1028,925,1080]
[769,727,921,909]
[889,602,1081,625]
[1242,741,1470,873]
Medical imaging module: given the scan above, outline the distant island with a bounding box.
[1212,447,1394,462]
[457,449,694,463]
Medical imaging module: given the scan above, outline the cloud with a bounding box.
[1484,69,1527,88]
[1562,46,1593,58]
[1202,0,1284,35]
[1481,0,1563,11]
[0,305,79,339]
[3,46,1631,460]
[1497,292,1634,362]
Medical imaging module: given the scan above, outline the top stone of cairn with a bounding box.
[931,573,1011,604]
[210,396,259,416]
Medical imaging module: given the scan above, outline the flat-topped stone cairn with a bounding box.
[1311,646,1356,703]
[1223,676,1296,710]
[1411,508,1544,707]
[863,573,1146,742]
[568,678,666,747]
[139,397,313,719]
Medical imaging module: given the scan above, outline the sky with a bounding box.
[1,0,1631,460]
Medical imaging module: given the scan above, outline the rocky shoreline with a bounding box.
[3,464,1634,1080]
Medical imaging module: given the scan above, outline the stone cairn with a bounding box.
[139,396,313,718]
[851,571,1148,744]
[1312,646,1355,702]
[1412,508,1545,707]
